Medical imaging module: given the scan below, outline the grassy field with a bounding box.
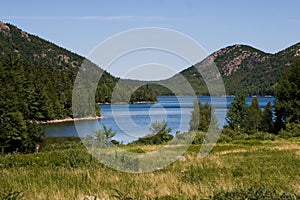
[0,137,300,199]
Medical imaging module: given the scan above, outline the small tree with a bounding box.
[189,99,218,132]
[242,97,262,132]
[226,95,247,130]
[130,120,173,145]
[93,124,116,148]
[148,120,173,144]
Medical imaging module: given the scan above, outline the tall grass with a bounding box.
[0,138,299,199]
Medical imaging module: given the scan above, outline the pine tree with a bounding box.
[242,97,262,132]
[261,102,274,133]
[275,57,300,131]
[0,55,44,153]
[93,124,116,148]
[226,95,247,130]
[189,99,218,132]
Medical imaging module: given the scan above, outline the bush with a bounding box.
[279,123,300,138]
[129,120,173,145]
[219,128,277,142]
[245,132,276,141]
[192,131,206,144]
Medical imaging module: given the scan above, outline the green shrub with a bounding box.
[126,148,146,154]
[245,131,276,140]
[220,128,277,142]
[191,131,206,144]
[279,123,300,138]
[129,120,173,145]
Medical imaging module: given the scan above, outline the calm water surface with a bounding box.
[46,96,275,143]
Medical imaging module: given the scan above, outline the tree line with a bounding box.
[190,57,300,138]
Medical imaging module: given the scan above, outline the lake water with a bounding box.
[45,96,275,143]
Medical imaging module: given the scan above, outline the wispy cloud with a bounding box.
[0,15,164,21]
[289,19,300,24]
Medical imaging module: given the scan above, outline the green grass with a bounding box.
[0,137,299,199]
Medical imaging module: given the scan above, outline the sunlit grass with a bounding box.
[0,138,299,199]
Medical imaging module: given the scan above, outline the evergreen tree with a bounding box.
[242,97,262,132]
[93,124,116,148]
[261,102,274,133]
[275,58,300,132]
[130,120,173,145]
[189,99,218,132]
[0,55,44,153]
[226,95,247,130]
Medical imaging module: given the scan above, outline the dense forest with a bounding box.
[0,21,157,152]
[0,21,157,119]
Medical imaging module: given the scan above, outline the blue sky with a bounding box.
[1,0,300,79]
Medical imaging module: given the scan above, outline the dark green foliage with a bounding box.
[275,57,300,131]
[220,128,276,142]
[130,85,157,104]
[242,97,262,132]
[279,123,300,138]
[130,120,173,145]
[261,102,274,133]
[189,99,218,132]
[225,96,277,135]
[211,187,300,200]
[226,95,247,130]
[0,55,45,153]
[191,131,206,144]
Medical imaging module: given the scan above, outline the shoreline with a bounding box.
[38,116,104,124]
[98,101,157,105]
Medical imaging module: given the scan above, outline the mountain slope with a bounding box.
[154,43,300,96]
[0,21,156,121]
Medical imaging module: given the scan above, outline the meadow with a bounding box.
[1,137,300,200]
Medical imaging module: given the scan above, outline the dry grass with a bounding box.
[0,139,299,199]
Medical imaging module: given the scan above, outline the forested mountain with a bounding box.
[152,43,300,96]
[0,21,157,121]
[0,20,158,152]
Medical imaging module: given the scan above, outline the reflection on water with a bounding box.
[46,96,275,143]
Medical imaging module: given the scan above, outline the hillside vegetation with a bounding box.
[153,43,300,96]
[0,21,157,121]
